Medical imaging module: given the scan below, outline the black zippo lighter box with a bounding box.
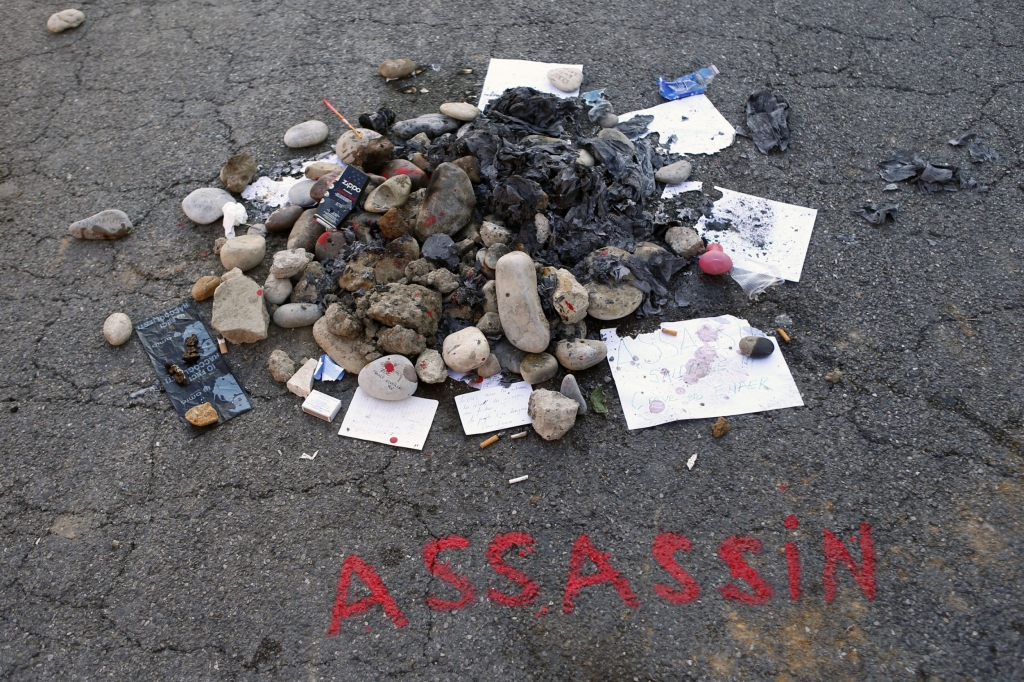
[315,165,369,230]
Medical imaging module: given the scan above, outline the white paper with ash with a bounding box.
[696,187,817,282]
[477,59,583,111]
[619,96,735,156]
[602,316,803,430]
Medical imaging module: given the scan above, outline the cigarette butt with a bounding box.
[509,475,529,484]
[217,336,228,353]
[510,431,529,440]
[480,435,499,449]
[661,328,678,336]
[776,328,791,343]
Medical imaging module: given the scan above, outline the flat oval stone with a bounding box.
[273,302,323,328]
[288,179,318,208]
[103,313,132,346]
[182,187,234,225]
[284,120,329,148]
[547,67,583,93]
[597,128,634,150]
[382,159,429,190]
[393,114,460,140]
[192,275,221,301]
[265,204,303,233]
[585,281,643,320]
[358,355,418,400]
[554,339,607,370]
[439,102,480,122]
[363,174,412,213]
[305,161,345,180]
[496,251,550,353]
[378,58,416,79]
[69,209,132,240]
[219,234,266,272]
[47,9,84,33]
[520,353,558,385]
[739,336,775,358]
[442,326,489,372]
[655,159,693,184]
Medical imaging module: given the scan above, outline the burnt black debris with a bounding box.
[852,202,899,225]
[358,108,396,134]
[948,132,999,164]
[878,151,987,193]
[745,90,791,154]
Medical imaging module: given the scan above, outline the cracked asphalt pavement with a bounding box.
[2,0,1022,679]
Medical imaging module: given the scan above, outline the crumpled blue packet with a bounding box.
[313,354,345,381]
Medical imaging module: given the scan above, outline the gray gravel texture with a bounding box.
[2,0,1023,680]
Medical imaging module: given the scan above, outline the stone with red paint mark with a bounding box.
[366,283,442,336]
[382,159,429,190]
[414,349,447,384]
[414,163,475,242]
[377,325,427,357]
[552,268,588,323]
[358,355,418,401]
[211,273,269,344]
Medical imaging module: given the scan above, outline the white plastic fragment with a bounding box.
[509,475,529,484]
[221,202,248,239]
[687,454,697,470]
[300,450,319,460]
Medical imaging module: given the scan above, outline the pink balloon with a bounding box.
[699,244,732,275]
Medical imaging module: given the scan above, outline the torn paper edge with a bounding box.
[619,96,735,156]
[478,59,583,111]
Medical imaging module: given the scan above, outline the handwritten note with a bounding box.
[478,59,582,110]
[338,388,438,450]
[602,316,803,430]
[454,381,533,435]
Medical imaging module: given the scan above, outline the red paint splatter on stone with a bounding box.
[385,362,395,373]
[256,288,263,297]
[424,215,437,227]
[318,232,329,245]
[390,437,398,444]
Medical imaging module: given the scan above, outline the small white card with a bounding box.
[478,58,583,110]
[454,381,533,435]
[302,390,343,422]
[338,388,438,450]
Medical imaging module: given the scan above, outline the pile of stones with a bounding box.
[84,60,712,440]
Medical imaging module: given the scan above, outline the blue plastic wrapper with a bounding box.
[658,65,719,100]
[135,301,252,427]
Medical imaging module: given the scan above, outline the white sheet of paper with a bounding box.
[454,381,534,435]
[601,316,803,430]
[338,388,438,450]
[478,59,582,111]
[661,180,703,199]
[619,96,735,156]
[695,187,817,282]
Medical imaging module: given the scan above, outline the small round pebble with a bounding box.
[284,120,329,148]
[47,9,84,33]
[378,58,416,79]
[103,313,132,346]
[439,102,480,122]
[738,336,775,358]
[655,160,693,184]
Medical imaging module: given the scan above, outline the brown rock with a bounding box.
[266,204,304,233]
[378,58,416,79]
[220,152,257,193]
[365,283,442,337]
[192,275,222,301]
[287,209,323,251]
[377,325,427,357]
[374,235,420,284]
[452,155,481,183]
[337,250,381,292]
[185,402,219,427]
[313,317,380,373]
[352,137,394,174]
[310,173,340,202]
[712,416,730,438]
